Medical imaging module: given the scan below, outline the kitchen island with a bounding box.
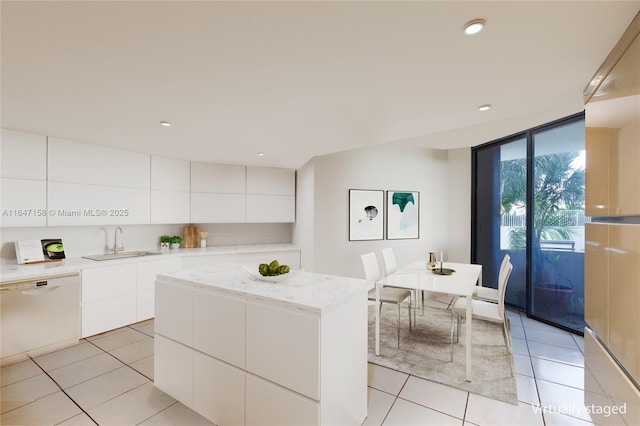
[154,263,369,426]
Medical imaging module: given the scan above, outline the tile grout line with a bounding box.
[85,337,155,382]
[27,352,100,426]
[62,338,155,425]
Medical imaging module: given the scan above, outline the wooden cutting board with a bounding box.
[183,225,200,248]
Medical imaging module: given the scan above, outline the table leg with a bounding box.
[465,295,472,381]
[375,281,380,356]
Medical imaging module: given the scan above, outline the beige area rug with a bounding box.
[367,298,518,405]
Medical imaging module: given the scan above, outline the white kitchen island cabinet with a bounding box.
[155,263,368,426]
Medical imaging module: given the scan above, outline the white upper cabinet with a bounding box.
[151,155,190,192]
[246,167,295,196]
[0,179,48,227]
[246,195,295,223]
[1,129,47,180]
[2,130,297,226]
[0,129,47,227]
[246,167,295,223]
[47,182,151,226]
[191,162,246,223]
[191,164,295,223]
[151,155,190,224]
[48,138,150,189]
[191,162,245,193]
[191,193,246,223]
[47,138,151,225]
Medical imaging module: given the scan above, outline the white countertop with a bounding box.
[158,263,368,312]
[0,243,300,283]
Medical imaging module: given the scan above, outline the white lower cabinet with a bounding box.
[155,280,193,346]
[81,294,137,338]
[81,258,183,337]
[193,351,245,426]
[245,302,319,400]
[154,334,193,407]
[246,374,319,426]
[193,288,245,368]
[137,257,182,322]
[81,264,137,338]
[155,270,367,426]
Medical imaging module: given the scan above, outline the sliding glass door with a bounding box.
[472,113,587,333]
[472,137,527,310]
[530,121,586,330]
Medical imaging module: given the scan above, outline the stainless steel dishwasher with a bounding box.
[1,273,80,366]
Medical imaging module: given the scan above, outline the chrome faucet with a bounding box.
[114,227,125,254]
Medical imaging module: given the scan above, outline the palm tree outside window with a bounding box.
[472,112,587,334]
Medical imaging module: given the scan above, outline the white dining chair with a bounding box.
[473,253,510,303]
[361,252,412,348]
[380,247,418,323]
[449,261,514,370]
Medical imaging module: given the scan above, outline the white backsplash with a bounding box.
[1,223,293,265]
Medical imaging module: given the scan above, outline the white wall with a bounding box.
[447,148,472,263]
[294,143,471,278]
[292,160,315,271]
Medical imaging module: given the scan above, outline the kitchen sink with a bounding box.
[83,251,162,261]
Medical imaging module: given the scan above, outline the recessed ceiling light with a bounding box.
[478,104,491,111]
[160,121,171,127]
[257,152,264,157]
[463,19,485,35]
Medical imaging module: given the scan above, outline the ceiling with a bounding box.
[2,1,639,169]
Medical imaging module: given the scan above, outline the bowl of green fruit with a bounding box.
[244,260,293,283]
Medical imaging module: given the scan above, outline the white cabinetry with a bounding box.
[245,302,319,400]
[246,374,319,426]
[136,257,182,321]
[151,155,190,224]
[47,138,151,225]
[82,257,182,337]
[190,163,296,223]
[81,263,137,337]
[155,265,367,426]
[155,280,193,346]
[190,162,246,223]
[193,287,245,368]
[155,334,193,406]
[193,350,245,426]
[0,129,47,227]
[246,167,295,223]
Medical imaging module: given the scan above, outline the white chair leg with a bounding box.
[503,317,513,354]
[502,319,514,377]
[396,303,401,348]
[408,301,412,332]
[450,312,456,362]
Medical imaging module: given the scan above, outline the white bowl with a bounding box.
[242,265,294,283]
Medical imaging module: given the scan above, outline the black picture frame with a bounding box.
[349,189,384,241]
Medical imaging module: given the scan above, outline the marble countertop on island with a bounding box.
[158,263,369,313]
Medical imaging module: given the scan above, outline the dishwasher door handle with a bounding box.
[21,285,61,296]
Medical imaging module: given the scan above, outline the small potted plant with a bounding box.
[159,235,171,253]
[170,235,182,250]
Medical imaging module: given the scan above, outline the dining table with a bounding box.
[374,260,482,382]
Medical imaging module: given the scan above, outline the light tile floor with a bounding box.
[1,311,595,425]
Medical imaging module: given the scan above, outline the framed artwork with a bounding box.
[386,190,419,239]
[349,189,384,241]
